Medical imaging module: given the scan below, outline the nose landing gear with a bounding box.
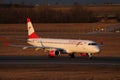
[87,53,92,59]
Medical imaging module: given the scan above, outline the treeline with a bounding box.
[0,6,98,23]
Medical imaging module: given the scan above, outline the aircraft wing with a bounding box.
[8,44,65,52]
[1,37,64,51]
[1,37,65,53]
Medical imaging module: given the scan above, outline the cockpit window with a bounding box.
[88,43,97,45]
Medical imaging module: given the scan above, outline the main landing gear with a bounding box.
[69,53,75,58]
[69,53,93,59]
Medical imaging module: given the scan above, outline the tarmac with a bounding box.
[0,56,119,65]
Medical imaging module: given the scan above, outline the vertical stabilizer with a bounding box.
[27,18,39,39]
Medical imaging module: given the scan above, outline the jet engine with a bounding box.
[80,53,92,58]
[80,53,87,57]
[48,50,60,58]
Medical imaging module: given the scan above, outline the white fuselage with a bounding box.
[27,38,100,54]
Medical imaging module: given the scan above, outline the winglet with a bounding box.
[0,37,10,46]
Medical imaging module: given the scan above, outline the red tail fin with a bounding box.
[27,18,40,39]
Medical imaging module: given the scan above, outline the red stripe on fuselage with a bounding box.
[29,32,39,39]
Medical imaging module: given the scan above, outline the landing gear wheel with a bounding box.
[87,53,92,59]
[69,53,75,58]
[88,56,92,59]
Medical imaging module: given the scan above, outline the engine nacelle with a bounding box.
[80,53,87,57]
[55,50,60,56]
[80,53,92,58]
[49,50,60,58]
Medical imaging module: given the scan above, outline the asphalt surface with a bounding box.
[0,56,119,65]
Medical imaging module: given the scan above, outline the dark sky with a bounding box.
[1,0,120,5]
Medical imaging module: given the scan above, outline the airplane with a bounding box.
[2,18,101,58]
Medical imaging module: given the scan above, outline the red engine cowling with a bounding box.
[49,50,60,58]
[80,53,87,57]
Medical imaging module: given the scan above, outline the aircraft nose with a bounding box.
[94,47,100,53]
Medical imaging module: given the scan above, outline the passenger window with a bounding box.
[88,43,97,45]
